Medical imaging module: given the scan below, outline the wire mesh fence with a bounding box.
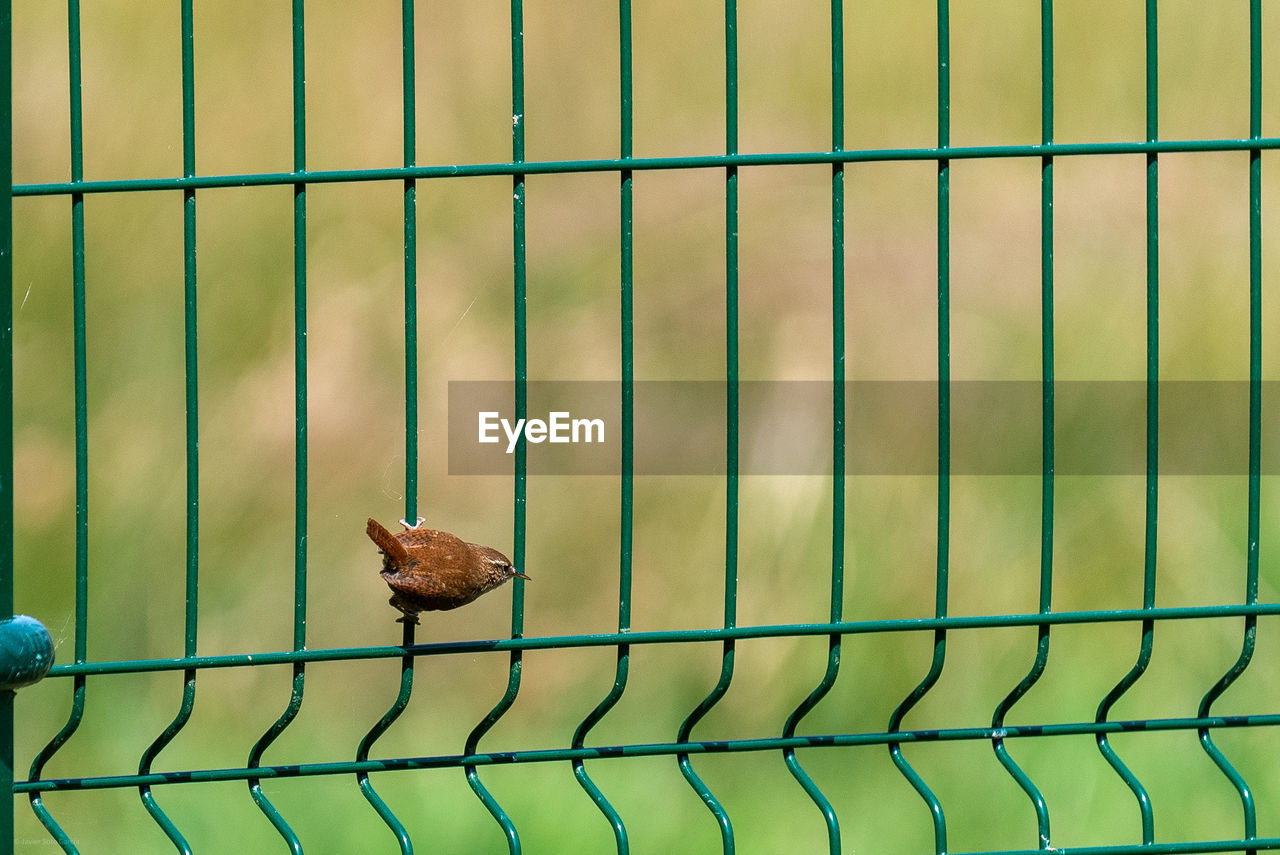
[5,0,1280,853]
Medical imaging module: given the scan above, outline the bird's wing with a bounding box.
[385,568,450,599]
[397,526,439,550]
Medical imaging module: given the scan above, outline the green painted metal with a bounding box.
[569,0,635,849]
[989,2,1055,848]
[779,0,845,849]
[401,0,419,529]
[15,137,1280,200]
[354,3,421,850]
[6,2,1279,854]
[0,617,52,691]
[17,710,1280,795]
[246,2,310,850]
[675,1,739,850]
[463,2,529,850]
[1193,2,1265,848]
[26,2,87,850]
[0,0,11,845]
[1093,0,1159,842]
[887,3,950,850]
[137,2,200,849]
[22,601,1280,681]
[356,622,416,854]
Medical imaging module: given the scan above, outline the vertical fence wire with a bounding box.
[0,0,12,846]
[1196,3,1264,849]
[787,0,849,844]
[400,0,419,531]
[27,2,88,850]
[1093,0,1160,843]
[462,0,529,847]
[675,0,740,849]
[246,1,309,849]
[989,1,1056,848]
[355,620,415,854]
[136,2,200,849]
[826,0,845,671]
[887,3,951,852]
[779,0,846,845]
[353,1,420,851]
[568,1,636,849]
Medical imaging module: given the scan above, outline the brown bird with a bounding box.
[366,518,529,625]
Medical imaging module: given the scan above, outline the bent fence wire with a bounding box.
[4,1,1280,854]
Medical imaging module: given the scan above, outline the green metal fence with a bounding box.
[5,0,1280,853]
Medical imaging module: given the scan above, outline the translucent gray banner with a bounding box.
[448,381,1270,475]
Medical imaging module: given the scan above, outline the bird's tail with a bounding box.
[366,518,412,567]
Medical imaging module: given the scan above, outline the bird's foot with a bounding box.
[400,516,427,530]
[395,614,421,626]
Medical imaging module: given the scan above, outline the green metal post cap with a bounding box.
[0,615,55,690]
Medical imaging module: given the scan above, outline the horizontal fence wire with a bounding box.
[14,710,1280,793]
[8,0,1277,853]
[11,137,1280,197]
[22,604,1280,676]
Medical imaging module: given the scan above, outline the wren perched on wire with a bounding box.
[366,518,529,625]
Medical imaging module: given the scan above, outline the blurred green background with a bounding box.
[10,0,1280,852]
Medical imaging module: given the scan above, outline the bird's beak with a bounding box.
[513,570,531,580]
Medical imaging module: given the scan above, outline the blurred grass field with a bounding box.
[10,0,1280,852]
